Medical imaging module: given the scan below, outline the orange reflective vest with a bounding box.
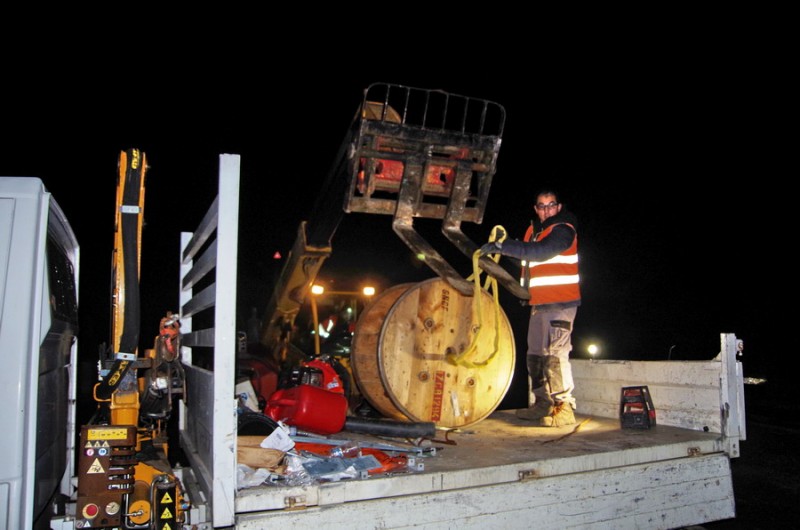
[521,222,580,306]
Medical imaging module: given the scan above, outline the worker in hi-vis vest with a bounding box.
[481,188,581,427]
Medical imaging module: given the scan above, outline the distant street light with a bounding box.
[587,344,599,356]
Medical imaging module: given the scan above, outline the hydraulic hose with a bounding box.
[344,416,436,438]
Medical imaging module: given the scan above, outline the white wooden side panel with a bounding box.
[719,333,746,451]
[177,154,240,528]
[178,231,193,431]
[211,154,240,528]
[572,333,744,438]
[179,364,215,499]
[235,455,735,529]
[573,358,725,431]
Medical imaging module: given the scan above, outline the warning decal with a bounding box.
[87,458,105,474]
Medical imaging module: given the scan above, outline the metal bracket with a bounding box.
[406,457,425,472]
[284,495,308,509]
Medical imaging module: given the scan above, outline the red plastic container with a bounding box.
[264,384,348,435]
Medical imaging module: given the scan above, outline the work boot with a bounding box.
[539,401,576,427]
[516,391,553,421]
[517,356,552,421]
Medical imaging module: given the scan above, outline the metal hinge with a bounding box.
[284,495,308,509]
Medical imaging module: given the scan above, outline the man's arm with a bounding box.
[493,224,575,262]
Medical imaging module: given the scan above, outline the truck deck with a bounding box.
[224,409,735,528]
[176,153,744,529]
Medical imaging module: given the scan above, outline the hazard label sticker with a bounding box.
[87,458,105,474]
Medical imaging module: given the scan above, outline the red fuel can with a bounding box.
[265,384,348,435]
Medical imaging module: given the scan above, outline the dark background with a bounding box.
[2,38,794,527]
[1,61,782,387]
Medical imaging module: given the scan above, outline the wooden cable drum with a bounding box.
[350,283,415,420]
[351,278,515,429]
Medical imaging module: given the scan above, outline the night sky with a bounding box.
[1,54,784,404]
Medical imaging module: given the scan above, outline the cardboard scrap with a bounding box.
[237,436,286,471]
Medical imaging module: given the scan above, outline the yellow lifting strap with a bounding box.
[447,225,508,368]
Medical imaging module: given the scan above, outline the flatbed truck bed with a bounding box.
[224,410,735,529]
[175,154,744,529]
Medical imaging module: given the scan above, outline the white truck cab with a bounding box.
[0,177,79,530]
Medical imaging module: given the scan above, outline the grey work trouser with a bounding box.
[526,306,578,407]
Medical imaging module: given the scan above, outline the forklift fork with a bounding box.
[343,82,529,300]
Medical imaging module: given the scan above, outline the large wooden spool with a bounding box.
[351,278,515,428]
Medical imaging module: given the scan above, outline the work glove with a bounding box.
[480,226,507,256]
[480,241,503,256]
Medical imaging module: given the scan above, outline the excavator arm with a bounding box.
[259,220,332,364]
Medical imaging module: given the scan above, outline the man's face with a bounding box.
[535,193,561,222]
